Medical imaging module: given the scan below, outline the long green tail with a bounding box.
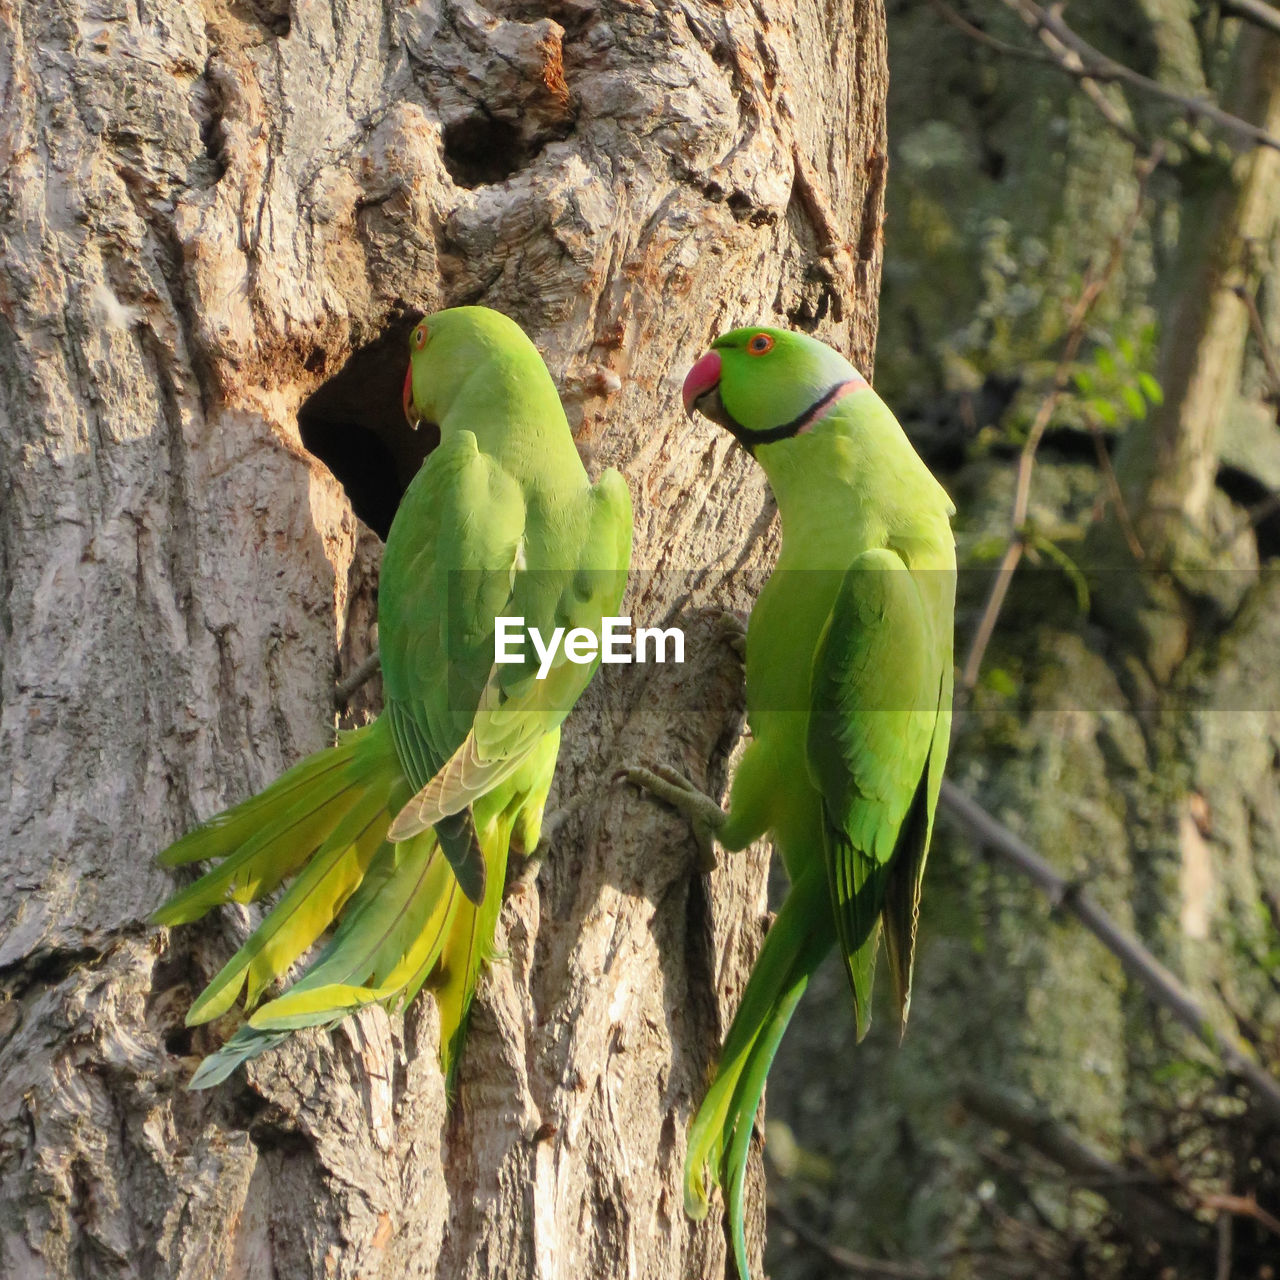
[154,717,519,1089]
[686,873,835,1280]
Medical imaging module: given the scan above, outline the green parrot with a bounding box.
[154,306,632,1089]
[628,326,954,1277]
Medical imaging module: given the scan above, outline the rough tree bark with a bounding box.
[1092,34,1280,683]
[0,2,887,1277]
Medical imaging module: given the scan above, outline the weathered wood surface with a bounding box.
[0,1,886,1275]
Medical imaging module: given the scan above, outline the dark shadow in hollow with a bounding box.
[1218,463,1280,561]
[299,320,440,539]
[442,116,527,188]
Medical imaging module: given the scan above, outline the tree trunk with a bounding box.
[0,2,887,1276]
[1101,34,1280,679]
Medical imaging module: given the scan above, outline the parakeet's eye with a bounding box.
[747,333,773,355]
[412,324,428,350]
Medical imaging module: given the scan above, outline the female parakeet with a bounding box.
[629,326,954,1277]
[154,306,632,1088]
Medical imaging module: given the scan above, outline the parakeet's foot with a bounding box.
[712,608,748,658]
[621,764,724,872]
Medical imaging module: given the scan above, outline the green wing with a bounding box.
[374,429,528,895]
[378,428,528,788]
[805,546,951,1038]
[389,466,632,839]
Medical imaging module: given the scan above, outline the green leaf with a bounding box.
[1121,385,1147,419]
[1073,368,1095,395]
[1153,1059,1205,1086]
[1094,347,1117,379]
[1138,372,1164,406]
[1089,398,1119,427]
[966,534,1011,564]
[983,667,1017,697]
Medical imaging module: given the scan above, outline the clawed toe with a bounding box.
[619,763,724,873]
[651,762,698,790]
[713,609,749,658]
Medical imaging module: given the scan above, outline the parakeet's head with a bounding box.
[402,306,533,429]
[682,326,868,452]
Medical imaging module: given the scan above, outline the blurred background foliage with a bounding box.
[766,2,1280,1277]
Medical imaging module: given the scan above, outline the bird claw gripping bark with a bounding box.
[621,764,723,872]
[713,608,749,658]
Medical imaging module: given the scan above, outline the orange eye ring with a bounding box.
[412,324,429,350]
[747,333,773,355]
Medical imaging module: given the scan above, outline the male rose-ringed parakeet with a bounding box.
[154,306,632,1089]
[629,326,954,1278]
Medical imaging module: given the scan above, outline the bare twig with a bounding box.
[959,1079,1204,1245]
[960,150,1161,693]
[1199,1190,1280,1237]
[938,779,1280,1127]
[960,539,1022,697]
[1088,420,1145,559]
[768,1196,938,1279]
[1221,0,1280,42]
[334,649,381,707]
[925,0,1146,147]
[1232,283,1280,398]
[1003,0,1280,151]
[1216,1209,1233,1280]
[924,0,1054,62]
[1073,73,1149,150]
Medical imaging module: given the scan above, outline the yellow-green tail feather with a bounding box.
[161,717,542,1090]
[685,873,834,1280]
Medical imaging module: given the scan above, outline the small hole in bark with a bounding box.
[165,1026,194,1056]
[198,115,227,180]
[247,0,291,37]
[442,115,526,187]
[299,322,439,540]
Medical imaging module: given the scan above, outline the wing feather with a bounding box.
[806,546,951,1037]
[389,468,632,840]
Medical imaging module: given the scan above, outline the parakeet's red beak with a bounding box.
[682,350,722,417]
[403,364,417,428]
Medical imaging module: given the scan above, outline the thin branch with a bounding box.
[1088,420,1145,560]
[924,0,1055,63]
[938,779,1280,1127]
[1232,282,1280,398]
[1220,0,1280,42]
[959,539,1022,696]
[925,0,1146,147]
[768,1197,938,1279]
[1002,0,1280,151]
[1073,72,1149,150]
[1199,1190,1280,1237]
[1216,1209,1233,1280]
[334,649,381,707]
[960,150,1161,693]
[959,1079,1204,1246]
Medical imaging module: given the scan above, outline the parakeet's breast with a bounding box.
[741,554,850,872]
[744,564,842,721]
